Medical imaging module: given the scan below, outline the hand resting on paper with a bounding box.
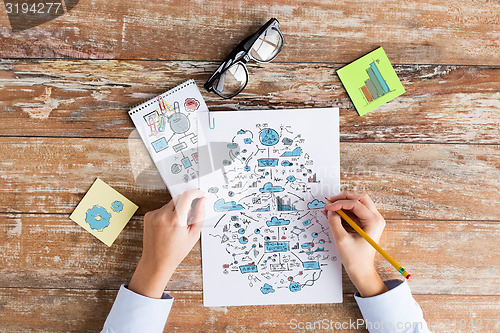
[128,189,206,299]
[323,191,389,298]
[103,190,430,333]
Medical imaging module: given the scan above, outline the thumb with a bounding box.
[188,197,206,236]
[327,210,348,242]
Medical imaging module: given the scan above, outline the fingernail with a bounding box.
[327,210,333,218]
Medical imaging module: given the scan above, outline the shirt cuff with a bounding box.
[102,285,174,333]
[354,279,429,333]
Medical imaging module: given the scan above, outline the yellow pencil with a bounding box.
[325,198,412,280]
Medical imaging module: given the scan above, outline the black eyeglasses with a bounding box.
[204,18,284,99]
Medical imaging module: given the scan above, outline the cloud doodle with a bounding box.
[259,182,285,193]
[214,199,244,212]
[307,199,325,209]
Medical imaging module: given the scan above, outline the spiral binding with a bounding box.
[128,79,196,115]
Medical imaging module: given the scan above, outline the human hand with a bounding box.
[323,191,388,297]
[128,190,206,299]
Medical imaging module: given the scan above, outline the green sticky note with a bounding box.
[337,47,405,116]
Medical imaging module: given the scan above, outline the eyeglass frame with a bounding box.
[204,18,284,99]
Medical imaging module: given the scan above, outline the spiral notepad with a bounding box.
[128,79,208,197]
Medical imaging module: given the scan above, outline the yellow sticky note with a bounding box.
[70,178,138,246]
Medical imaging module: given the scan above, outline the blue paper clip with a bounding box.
[208,110,215,129]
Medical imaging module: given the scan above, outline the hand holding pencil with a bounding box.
[323,191,410,298]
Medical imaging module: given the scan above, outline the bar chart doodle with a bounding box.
[337,47,405,116]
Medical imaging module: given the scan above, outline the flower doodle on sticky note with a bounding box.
[111,200,124,213]
[85,205,112,231]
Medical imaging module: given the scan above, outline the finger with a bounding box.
[173,190,205,226]
[328,191,378,213]
[324,199,375,222]
[156,196,177,223]
[188,197,206,236]
[328,191,356,202]
[327,210,348,242]
[328,191,376,210]
[163,194,181,213]
[164,197,175,211]
[172,194,182,208]
[325,200,385,237]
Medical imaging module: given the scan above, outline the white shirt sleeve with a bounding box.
[101,285,174,333]
[354,279,431,333]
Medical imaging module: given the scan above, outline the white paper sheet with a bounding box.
[199,108,342,306]
[128,80,207,197]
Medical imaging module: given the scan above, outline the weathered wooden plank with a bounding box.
[0,137,498,219]
[0,0,499,65]
[0,288,498,332]
[0,213,498,295]
[0,60,499,143]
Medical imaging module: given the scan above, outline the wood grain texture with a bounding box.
[1,0,499,329]
[0,60,499,143]
[0,0,499,65]
[0,288,498,332]
[1,137,498,219]
[0,213,498,296]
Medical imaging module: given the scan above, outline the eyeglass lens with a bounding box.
[214,62,248,98]
[213,24,283,98]
[250,27,283,62]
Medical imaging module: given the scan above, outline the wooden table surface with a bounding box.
[0,1,499,332]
